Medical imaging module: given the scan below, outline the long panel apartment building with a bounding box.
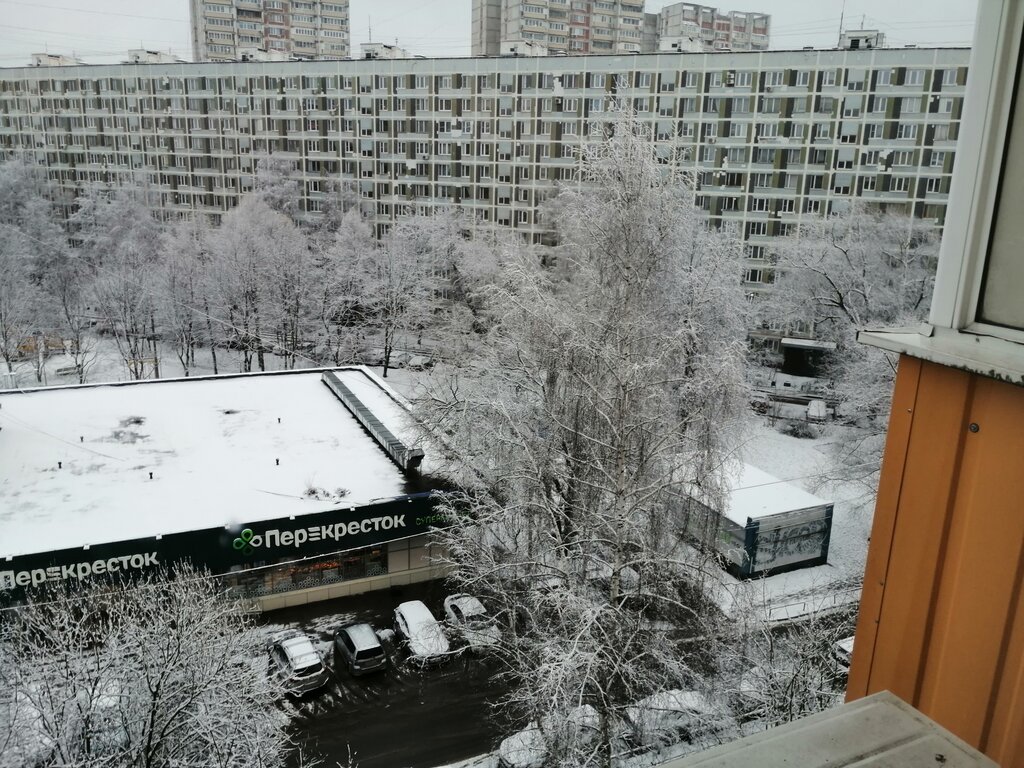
[0,48,967,300]
[190,0,351,62]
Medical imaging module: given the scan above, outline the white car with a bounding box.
[444,593,500,651]
[497,704,599,768]
[623,689,732,750]
[393,600,450,664]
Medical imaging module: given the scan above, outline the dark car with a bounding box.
[268,630,330,696]
[333,622,388,676]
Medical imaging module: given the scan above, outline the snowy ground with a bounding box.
[5,334,881,767]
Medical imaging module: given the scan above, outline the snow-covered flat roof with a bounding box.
[723,463,831,526]
[0,367,419,559]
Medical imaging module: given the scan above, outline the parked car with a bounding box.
[443,593,500,651]
[268,630,330,695]
[623,689,733,751]
[333,622,388,676]
[393,600,450,664]
[497,704,600,768]
[834,636,855,670]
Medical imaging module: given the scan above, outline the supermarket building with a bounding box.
[0,367,449,611]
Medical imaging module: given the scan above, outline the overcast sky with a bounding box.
[0,0,976,66]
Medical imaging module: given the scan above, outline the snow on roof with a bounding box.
[343,622,382,652]
[0,367,417,559]
[723,463,831,526]
[780,337,838,351]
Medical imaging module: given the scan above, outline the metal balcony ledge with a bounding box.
[663,692,995,767]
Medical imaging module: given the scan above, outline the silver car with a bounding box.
[334,622,388,676]
[269,630,330,696]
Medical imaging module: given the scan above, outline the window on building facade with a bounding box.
[896,123,918,139]
[906,68,925,86]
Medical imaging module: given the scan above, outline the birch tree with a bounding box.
[423,107,749,766]
[0,565,301,768]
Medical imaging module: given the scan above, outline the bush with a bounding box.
[778,420,821,439]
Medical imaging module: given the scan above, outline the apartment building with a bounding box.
[0,48,967,311]
[472,0,649,56]
[189,0,350,62]
[658,3,770,52]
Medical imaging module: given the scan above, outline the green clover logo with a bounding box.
[232,528,255,555]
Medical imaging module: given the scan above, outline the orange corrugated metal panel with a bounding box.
[846,355,923,699]
[848,357,1024,768]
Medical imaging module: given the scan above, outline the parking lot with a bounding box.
[261,580,510,768]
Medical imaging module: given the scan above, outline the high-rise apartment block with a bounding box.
[0,47,967,317]
[472,0,649,56]
[189,0,350,62]
[657,3,769,52]
[472,1,769,57]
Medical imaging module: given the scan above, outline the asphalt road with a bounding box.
[262,580,511,768]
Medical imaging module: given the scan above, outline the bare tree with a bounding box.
[315,208,374,366]
[45,256,99,384]
[0,226,43,378]
[719,589,855,728]
[69,184,165,380]
[767,205,939,420]
[209,196,297,372]
[423,107,750,766]
[0,565,303,768]
[352,213,453,377]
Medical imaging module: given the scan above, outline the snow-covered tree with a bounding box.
[351,212,457,377]
[209,195,305,372]
[69,184,165,380]
[159,217,220,377]
[0,226,44,376]
[423,107,750,766]
[315,208,374,365]
[719,590,855,728]
[0,564,301,768]
[767,205,939,420]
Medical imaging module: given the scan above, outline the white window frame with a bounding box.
[929,0,1024,342]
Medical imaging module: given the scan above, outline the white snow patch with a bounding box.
[722,464,831,526]
[0,368,414,558]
